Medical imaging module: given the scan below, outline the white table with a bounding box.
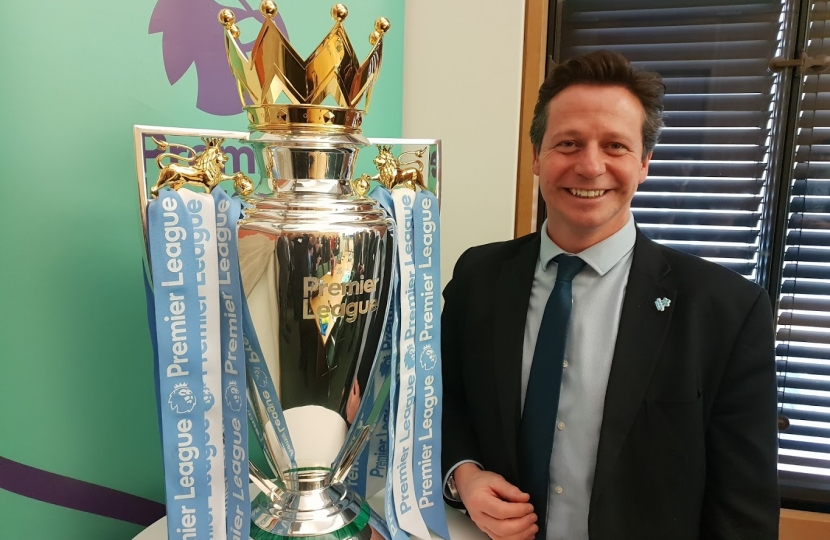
[134,491,487,540]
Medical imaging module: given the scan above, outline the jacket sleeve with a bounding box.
[699,289,780,539]
[441,248,483,505]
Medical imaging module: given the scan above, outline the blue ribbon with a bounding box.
[212,189,250,540]
[178,190,225,538]
[148,190,211,540]
[371,187,411,540]
[412,189,449,539]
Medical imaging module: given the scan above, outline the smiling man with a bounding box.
[441,51,779,540]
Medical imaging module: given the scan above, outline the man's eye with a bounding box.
[556,141,576,149]
[608,143,627,151]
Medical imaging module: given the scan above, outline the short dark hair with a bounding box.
[529,50,665,157]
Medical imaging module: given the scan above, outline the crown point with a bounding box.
[332,4,348,22]
[260,0,277,19]
[375,17,390,33]
[218,9,235,27]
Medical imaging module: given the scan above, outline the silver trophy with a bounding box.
[133,2,440,539]
[218,3,395,539]
[238,126,396,538]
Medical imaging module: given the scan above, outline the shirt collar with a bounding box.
[539,214,636,276]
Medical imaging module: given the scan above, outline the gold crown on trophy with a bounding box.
[218,1,390,134]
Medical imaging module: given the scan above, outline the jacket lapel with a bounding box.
[590,231,676,506]
[492,234,540,483]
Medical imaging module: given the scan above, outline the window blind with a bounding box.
[776,0,830,505]
[559,0,786,280]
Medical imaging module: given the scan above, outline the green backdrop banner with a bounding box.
[0,0,405,538]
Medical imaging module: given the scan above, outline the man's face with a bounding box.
[533,84,651,251]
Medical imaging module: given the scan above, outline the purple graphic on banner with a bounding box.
[0,456,165,526]
[143,135,257,175]
[149,0,288,116]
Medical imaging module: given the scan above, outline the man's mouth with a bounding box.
[568,188,607,199]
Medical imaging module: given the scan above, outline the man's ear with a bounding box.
[639,151,653,184]
[532,146,540,177]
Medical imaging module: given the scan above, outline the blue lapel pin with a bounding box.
[655,297,671,312]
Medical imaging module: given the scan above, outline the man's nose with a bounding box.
[573,145,606,178]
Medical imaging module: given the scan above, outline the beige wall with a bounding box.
[402,0,526,287]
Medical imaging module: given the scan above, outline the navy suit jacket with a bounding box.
[441,229,779,539]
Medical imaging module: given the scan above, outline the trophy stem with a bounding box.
[250,498,372,540]
[250,469,375,539]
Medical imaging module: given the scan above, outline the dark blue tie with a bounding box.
[519,254,586,539]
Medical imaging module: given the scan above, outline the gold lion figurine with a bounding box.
[150,136,254,197]
[357,145,428,192]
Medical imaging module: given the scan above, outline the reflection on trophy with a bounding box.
[219,2,394,539]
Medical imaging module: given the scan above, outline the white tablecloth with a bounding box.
[133,490,487,540]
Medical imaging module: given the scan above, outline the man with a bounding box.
[441,50,779,540]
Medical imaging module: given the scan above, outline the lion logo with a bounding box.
[419,345,437,371]
[150,136,254,197]
[168,383,197,414]
[224,380,243,412]
[357,146,428,191]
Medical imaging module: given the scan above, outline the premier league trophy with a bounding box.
[135,3,447,540]
[224,1,396,536]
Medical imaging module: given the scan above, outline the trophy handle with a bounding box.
[249,460,285,499]
[329,425,372,485]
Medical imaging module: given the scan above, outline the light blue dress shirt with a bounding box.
[522,216,636,540]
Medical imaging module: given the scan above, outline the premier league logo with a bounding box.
[148,0,288,116]
[419,345,437,371]
[379,356,391,378]
[224,380,242,412]
[168,383,198,414]
[251,366,269,388]
[404,344,416,370]
[203,385,215,411]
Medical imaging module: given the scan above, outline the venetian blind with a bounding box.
[559,0,786,280]
[776,0,830,505]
